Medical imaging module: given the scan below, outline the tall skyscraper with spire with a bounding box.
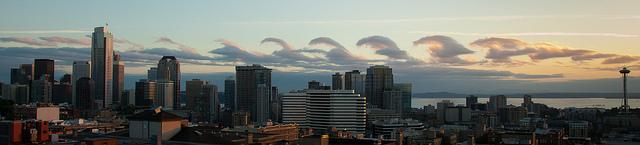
[112,53,125,105]
[157,56,180,109]
[91,26,114,108]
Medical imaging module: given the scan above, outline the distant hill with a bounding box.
[413,92,640,99]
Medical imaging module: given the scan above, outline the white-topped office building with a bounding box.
[306,90,366,133]
[281,92,308,124]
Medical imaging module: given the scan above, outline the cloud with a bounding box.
[308,37,367,65]
[39,36,90,46]
[154,37,199,54]
[137,48,213,60]
[210,39,276,63]
[0,29,91,34]
[114,38,144,51]
[602,55,640,64]
[470,37,628,64]
[413,35,475,65]
[261,37,323,62]
[527,43,593,60]
[357,36,420,64]
[410,31,640,38]
[0,37,56,46]
[471,37,528,49]
[571,53,618,61]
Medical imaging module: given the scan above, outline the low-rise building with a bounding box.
[128,108,183,140]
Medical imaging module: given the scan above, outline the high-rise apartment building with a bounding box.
[157,56,180,109]
[365,65,394,109]
[91,26,114,108]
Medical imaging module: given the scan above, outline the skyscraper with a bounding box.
[157,56,180,109]
[365,65,394,109]
[345,70,365,95]
[75,77,95,117]
[10,68,21,84]
[224,76,236,111]
[10,64,33,85]
[2,84,29,104]
[270,86,280,122]
[147,67,157,81]
[186,79,204,111]
[308,80,321,90]
[112,53,125,104]
[59,74,72,84]
[236,64,272,124]
[31,75,52,103]
[186,79,219,122]
[20,64,34,83]
[34,59,54,82]
[91,26,114,108]
[135,79,157,108]
[156,81,175,109]
[52,82,72,104]
[466,95,478,107]
[489,95,507,112]
[203,83,219,122]
[72,61,91,107]
[394,83,412,116]
[332,72,343,90]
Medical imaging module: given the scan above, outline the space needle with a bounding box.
[620,67,631,113]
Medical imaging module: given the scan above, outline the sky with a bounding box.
[1,0,640,94]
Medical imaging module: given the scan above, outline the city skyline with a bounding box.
[1,1,640,94]
[2,1,640,144]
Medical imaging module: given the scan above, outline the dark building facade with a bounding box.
[52,83,72,104]
[224,76,236,111]
[308,80,321,90]
[75,77,95,117]
[236,64,272,124]
[34,59,54,82]
[365,65,394,109]
[332,72,343,90]
[135,79,156,108]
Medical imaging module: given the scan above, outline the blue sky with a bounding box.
[1,0,640,93]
